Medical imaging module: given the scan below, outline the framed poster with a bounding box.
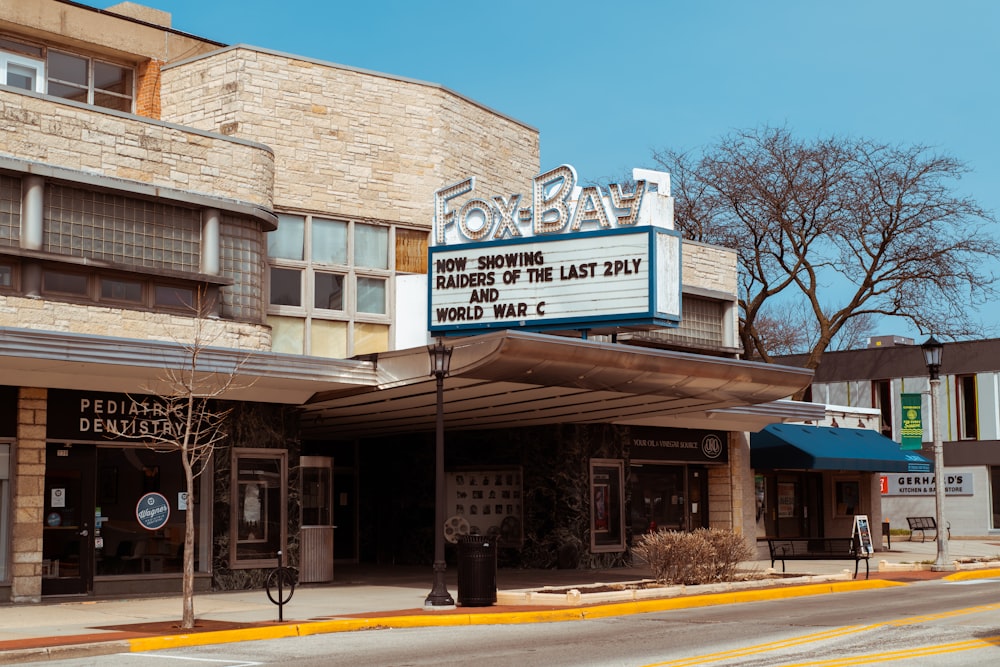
[777,482,797,518]
[836,480,860,516]
[590,459,626,553]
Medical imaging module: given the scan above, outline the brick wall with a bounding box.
[135,59,163,119]
[160,48,540,228]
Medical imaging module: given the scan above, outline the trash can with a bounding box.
[456,534,497,606]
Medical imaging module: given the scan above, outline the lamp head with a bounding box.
[921,335,943,380]
[428,338,453,378]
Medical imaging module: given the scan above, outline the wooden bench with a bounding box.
[907,516,950,542]
[766,538,869,579]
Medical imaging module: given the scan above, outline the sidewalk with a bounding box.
[2,537,999,664]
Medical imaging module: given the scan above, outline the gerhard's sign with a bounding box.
[429,165,681,335]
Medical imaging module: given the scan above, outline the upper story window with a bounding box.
[267,214,427,358]
[0,261,13,288]
[872,379,893,438]
[0,35,133,112]
[47,50,133,112]
[957,374,978,440]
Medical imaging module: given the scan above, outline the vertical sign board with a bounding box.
[900,393,923,450]
[853,515,874,555]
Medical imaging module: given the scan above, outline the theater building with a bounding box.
[0,0,818,604]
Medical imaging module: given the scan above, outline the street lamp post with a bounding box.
[425,338,456,608]
[921,336,953,571]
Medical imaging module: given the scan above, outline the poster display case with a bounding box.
[590,458,626,553]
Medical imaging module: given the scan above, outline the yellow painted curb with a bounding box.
[129,624,302,652]
[127,579,903,653]
[944,567,1000,581]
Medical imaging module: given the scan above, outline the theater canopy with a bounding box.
[302,330,818,439]
[751,423,933,473]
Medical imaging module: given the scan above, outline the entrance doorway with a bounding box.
[756,471,823,539]
[42,444,95,595]
[629,464,709,535]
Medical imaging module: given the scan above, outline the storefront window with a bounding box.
[94,446,203,576]
[590,459,625,553]
[231,449,286,567]
[835,479,861,517]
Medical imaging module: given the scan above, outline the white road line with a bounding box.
[116,654,262,666]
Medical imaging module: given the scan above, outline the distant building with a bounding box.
[782,337,1000,537]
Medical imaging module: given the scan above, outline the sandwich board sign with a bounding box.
[853,515,874,555]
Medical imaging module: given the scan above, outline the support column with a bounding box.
[11,387,46,604]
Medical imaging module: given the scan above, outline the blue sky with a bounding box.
[90,0,1000,341]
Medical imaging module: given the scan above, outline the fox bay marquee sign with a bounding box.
[429,165,682,335]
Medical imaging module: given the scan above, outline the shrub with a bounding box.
[632,528,755,585]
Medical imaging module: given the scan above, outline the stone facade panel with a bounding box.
[0,90,274,210]
[0,296,271,351]
[160,49,539,227]
[683,242,738,295]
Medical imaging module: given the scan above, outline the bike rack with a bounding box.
[267,550,294,621]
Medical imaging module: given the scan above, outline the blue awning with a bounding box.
[751,424,933,473]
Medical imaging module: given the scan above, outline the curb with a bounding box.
[5,569,997,662]
[125,579,902,654]
[0,640,131,665]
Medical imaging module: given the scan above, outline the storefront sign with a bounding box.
[630,428,728,464]
[433,165,654,246]
[880,472,973,495]
[429,165,681,335]
[136,492,171,531]
[46,389,207,441]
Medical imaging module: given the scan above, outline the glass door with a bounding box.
[630,465,686,534]
[688,466,709,530]
[42,444,96,595]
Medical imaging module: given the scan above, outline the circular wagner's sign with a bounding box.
[136,492,171,531]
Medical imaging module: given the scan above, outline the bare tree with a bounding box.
[108,289,243,629]
[653,126,999,371]
[755,302,877,356]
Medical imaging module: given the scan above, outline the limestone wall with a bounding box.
[10,388,45,603]
[0,296,271,351]
[0,90,274,210]
[682,241,738,295]
[160,48,540,227]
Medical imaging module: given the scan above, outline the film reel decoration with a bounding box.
[443,515,470,543]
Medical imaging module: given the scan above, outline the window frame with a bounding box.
[1,36,134,112]
[871,379,894,438]
[956,374,978,440]
[19,256,220,315]
[230,448,288,569]
[267,213,418,357]
[0,50,45,92]
[46,48,134,112]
